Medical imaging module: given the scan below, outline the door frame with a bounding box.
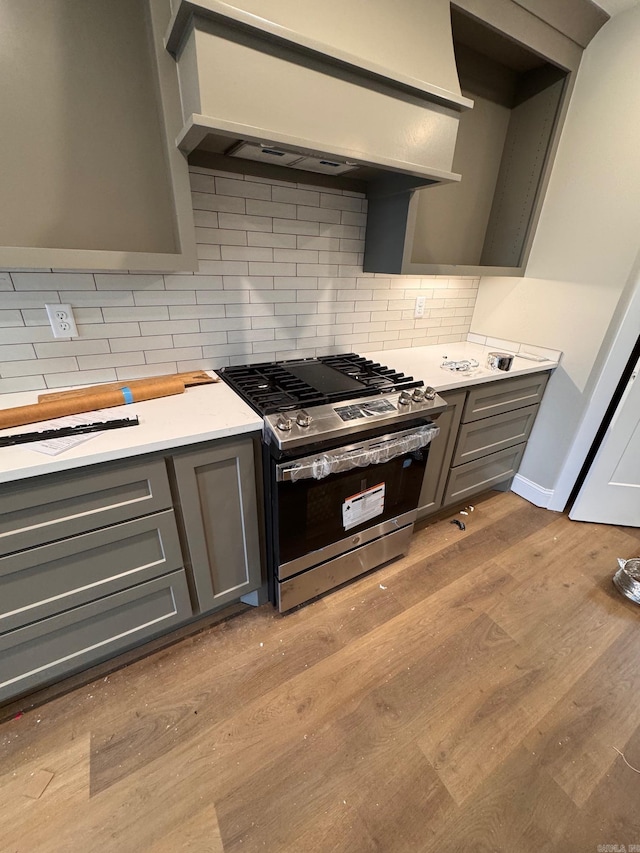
[548,251,640,511]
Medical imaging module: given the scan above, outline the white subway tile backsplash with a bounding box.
[0,326,53,343]
[195,229,248,247]
[95,274,164,290]
[0,310,25,326]
[272,186,319,206]
[191,192,245,214]
[273,218,319,236]
[11,273,96,291]
[0,168,478,393]
[193,210,219,229]
[102,306,169,322]
[0,343,37,362]
[320,193,363,212]
[218,213,272,233]
[215,177,271,200]
[246,199,296,219]
[139,320,198,336]
[78,352,145,370]
[248,232,296,249]
[110,335,173,352]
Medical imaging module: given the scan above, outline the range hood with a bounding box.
[164,0,473,192]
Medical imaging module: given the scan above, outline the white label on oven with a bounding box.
[342,483,385,531]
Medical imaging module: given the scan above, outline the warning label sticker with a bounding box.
[342,483,385,531]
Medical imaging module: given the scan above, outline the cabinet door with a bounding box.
[0,571,192,704]
[452,404,539,466]
[462,372,549,422]
[0,457,173,558]
[417,389,466,520]
[170,437,262,612]
[443,443,526,507]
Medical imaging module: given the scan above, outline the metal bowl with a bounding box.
[613,557,640,604]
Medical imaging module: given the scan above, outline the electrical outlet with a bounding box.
[45,304,78,339]
[414,296,427,318]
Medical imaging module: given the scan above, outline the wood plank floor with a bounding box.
[2,491,640,852]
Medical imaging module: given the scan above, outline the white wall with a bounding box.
[471,4,640,493]
[0,168,478,395]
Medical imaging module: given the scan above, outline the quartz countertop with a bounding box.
[0,342,557,485]
[362,341,558,392]
[0,375,262,484]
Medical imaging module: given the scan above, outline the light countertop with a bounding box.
[362,341,558,392]
[0,342,557,485]
[0,375,262,484]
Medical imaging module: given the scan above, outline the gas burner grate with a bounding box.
[217,353,420,415]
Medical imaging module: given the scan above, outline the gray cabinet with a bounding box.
[417,389,466,520]
[0,456,192,703]
[417,371,550,517]
[0,572,192,704]
[0,0,196,271]
[169,436,262,613]
[442,371,551,507]
[363,0,607,276]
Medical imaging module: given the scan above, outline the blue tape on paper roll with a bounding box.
[121,387,134,404]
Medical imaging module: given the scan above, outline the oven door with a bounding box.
[273,423,438,579]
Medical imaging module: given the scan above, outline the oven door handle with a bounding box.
[276,424,439,482]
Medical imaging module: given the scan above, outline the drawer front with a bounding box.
[462,372,549,422]
[0,510,183,634]
[452,404,539,467]
[443,443,526,507]
[0,457,173,557]
[0,571,192,703]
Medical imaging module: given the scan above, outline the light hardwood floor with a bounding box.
[1,491,640,852]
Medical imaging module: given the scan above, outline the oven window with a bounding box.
[276,448,428,567]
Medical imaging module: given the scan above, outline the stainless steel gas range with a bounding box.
[217,353,446,611]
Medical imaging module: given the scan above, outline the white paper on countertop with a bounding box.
[26,408,139,456]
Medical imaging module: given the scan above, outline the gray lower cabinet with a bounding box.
[0,572,192,704]
[418,371,550,517]
[417,389,466,520]
[443,443,526,506]
[169,436,262,613]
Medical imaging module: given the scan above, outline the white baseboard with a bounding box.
[511,474,556,509]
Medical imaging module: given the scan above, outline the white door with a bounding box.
[570,356,640,526]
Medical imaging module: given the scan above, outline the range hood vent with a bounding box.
[165,0,472,191]
[226,142,359,176]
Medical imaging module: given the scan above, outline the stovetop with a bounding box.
[216,353,422,416]
[217,353,448,452]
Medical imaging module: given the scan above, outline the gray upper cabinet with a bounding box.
[0,0,196,271]
[169,436,263,613]
[363,0,608,276]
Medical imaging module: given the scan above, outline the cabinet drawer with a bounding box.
[452,404,539,467]
[443,443,526,507]
[0,510,183,634]
[0,571,192,703]
[0,457,173,557]
[462,373,549,422]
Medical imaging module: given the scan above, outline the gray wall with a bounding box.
[0,170,479,394]
[471,5,640,492]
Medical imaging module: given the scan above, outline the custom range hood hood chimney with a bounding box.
[164,0,473,193]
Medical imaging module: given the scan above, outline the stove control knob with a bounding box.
[398,390,413,406]
[296,410,312,428]
[276,414,293,431]
[412,388,426,402]
[424,386,437,401]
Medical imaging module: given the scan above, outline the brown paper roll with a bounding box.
[37,370,216,403]
[0,377,185,430]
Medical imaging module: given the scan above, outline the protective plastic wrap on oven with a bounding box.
[280,424,440,482]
